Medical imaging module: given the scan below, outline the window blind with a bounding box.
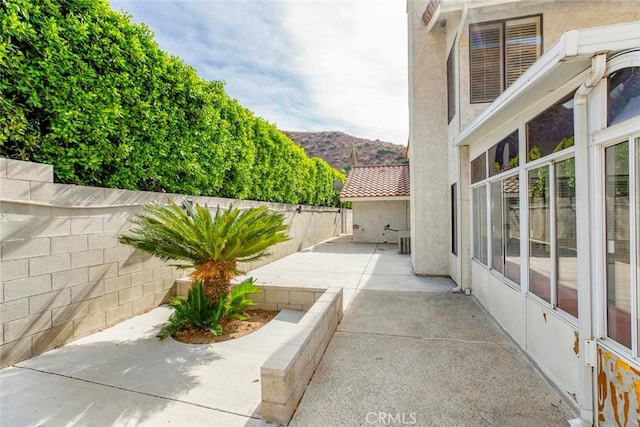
[470,23,503,103]
[505,17,541,87]
[469,16,542,103]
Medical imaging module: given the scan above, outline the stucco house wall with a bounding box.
[351,200,410,244]
[408,0,449,275]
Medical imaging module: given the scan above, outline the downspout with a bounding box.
[452,3,468,294]
[570,53,606,427]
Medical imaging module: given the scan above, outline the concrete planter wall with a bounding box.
[0,158,350,367]
[173,278,344,425]
[259,286,342,425]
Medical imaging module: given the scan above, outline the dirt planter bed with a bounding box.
[175,280,343,425]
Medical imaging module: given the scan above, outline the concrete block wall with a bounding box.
[176,279,325,313]
[260,286,343,425]
[0,158,349,367]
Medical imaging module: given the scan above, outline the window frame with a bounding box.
[472,184,489,266]
[488,171,521,289]
[597,135,639,357]
[469,83,579,319]
[523,148,578,320]
[593,57,640,359]
[451,183,457,256]
[469,14,543,104]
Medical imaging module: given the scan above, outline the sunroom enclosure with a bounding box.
[463,43,640,424]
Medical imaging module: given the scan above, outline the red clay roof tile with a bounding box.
[339,164,410,199]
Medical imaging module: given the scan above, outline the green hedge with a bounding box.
[0,0,344,206]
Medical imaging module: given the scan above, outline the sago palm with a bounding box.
[119,200,290,303]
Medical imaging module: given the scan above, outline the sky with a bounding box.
[108,0,409,146]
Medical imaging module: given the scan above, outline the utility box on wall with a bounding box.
[398,230,411,254]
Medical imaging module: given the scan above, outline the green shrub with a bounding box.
[225,278,261,320]
[0,0,344,206]
[157,281,225,340]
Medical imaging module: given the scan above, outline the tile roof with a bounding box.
[339,164,410,199]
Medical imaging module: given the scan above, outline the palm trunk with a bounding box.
[191,260,237,305]
[203,276,231,304]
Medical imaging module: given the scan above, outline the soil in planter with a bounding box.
[172,308,279,344]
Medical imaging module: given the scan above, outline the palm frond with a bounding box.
[119,201,291,281]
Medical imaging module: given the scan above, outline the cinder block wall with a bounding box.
[0,158,350,366]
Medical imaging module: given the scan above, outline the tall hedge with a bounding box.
[0,0,344,206]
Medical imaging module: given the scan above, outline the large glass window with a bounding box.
[469,15,542,103]
[490,176,521,284]
[529,166,551,303]
[527,92,575,161]
[473,185,488,265]
[556,158,578,317]
[491,181,504,274]
[605,141,631,348]
[504,176,521,284]
[489,131,519,177]
[608,67,640,126]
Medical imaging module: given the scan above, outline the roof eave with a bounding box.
[340,196,410,202]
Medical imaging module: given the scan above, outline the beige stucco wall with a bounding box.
[408,0,450,275]
[351,200,409,244]
[0,158,350,366]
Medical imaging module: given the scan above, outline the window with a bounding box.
[527,158,578,316]
[473,185,488,265]
[527,92,575,161]
[491,175,521,284]
[608,67,640,126]
[473,132,520,280]
[491,180,505,274]
[605,141,631,348]
[556,158,577,317]
[523,91,578,315]
[504,176,521,284]
[489,130,519,177]
[470,15,542,103]
[528,166,551,303]
[451,183,457,255]
[447,47,456,124]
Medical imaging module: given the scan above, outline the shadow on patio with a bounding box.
[1,235,578,426]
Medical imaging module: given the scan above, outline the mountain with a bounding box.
[283,131,408,172]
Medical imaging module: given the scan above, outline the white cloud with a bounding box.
[281,0,408,144]
[109,0,408,145]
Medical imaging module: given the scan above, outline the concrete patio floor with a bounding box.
[0,235,577,426]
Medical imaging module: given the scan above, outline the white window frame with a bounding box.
[591,53,640,359]
[488,170,521,291]
[469,15,542,104]
[596,135,639,357]
[524,149,578,323]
